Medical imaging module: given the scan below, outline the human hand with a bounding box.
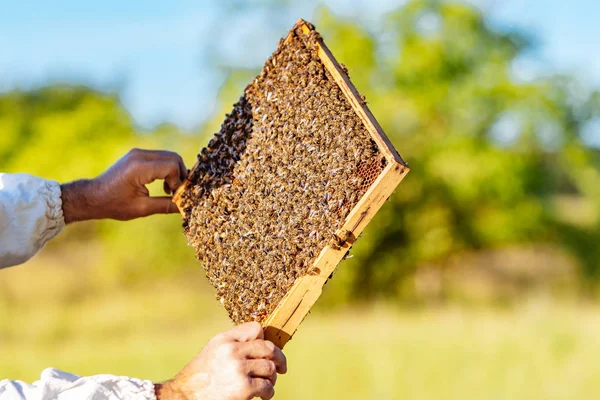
[60,148,187,223]
[155,322,287,400]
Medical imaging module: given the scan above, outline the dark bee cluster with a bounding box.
[179,24,386,325]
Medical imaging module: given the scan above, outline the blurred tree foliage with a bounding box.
[318,0,600,299]
[1,0,599,301]
[0,86,205,284]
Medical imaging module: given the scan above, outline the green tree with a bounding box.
[323,1,600,299]
[205,0,600,301]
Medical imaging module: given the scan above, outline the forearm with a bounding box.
[60,179,101,223]
[154,381,185,400]
[154,377,204,400]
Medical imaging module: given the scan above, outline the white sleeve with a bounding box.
[0,176,158,399]
[0,368,157,400]
[0,173,65,269]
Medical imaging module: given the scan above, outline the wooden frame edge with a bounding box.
[263,160,408,348]
[173,157,197,211]
[295,20,407,166]
[262,19,409,348]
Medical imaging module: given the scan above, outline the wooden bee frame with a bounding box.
[174,19,409,349]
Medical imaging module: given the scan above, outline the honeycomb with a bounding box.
[178,22,385,325]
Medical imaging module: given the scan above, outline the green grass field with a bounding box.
[2,262,600,400]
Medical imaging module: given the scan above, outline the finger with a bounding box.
[136,160,183,192]
[239,340,287,374]
[245,359,277,385]
[249,378,275,400]
[136,197,179,217]
[176,155,187,182]
[164,181,172,195]
[221,322,264,342]
[138,150,188,182]
[154,151,187,182]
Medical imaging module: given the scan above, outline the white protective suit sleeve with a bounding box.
[0,368,156,400]
[0,173,64,269]
[0,173,157,400]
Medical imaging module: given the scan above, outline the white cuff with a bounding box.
[35,179,65,249]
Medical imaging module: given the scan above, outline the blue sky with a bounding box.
[0,0,598,129]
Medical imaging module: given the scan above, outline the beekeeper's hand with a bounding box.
[155,322,287,400]
[60,148,187,223]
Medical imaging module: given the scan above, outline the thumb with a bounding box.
[138,196,180,216]
[222,322,264,342]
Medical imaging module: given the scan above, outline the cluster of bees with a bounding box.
[179,24,386,325]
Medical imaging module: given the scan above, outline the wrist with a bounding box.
[154,383,166,399]
[155,380,189,400]
[60,179,101,223]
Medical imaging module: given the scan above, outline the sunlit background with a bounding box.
[1,0,600,399]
